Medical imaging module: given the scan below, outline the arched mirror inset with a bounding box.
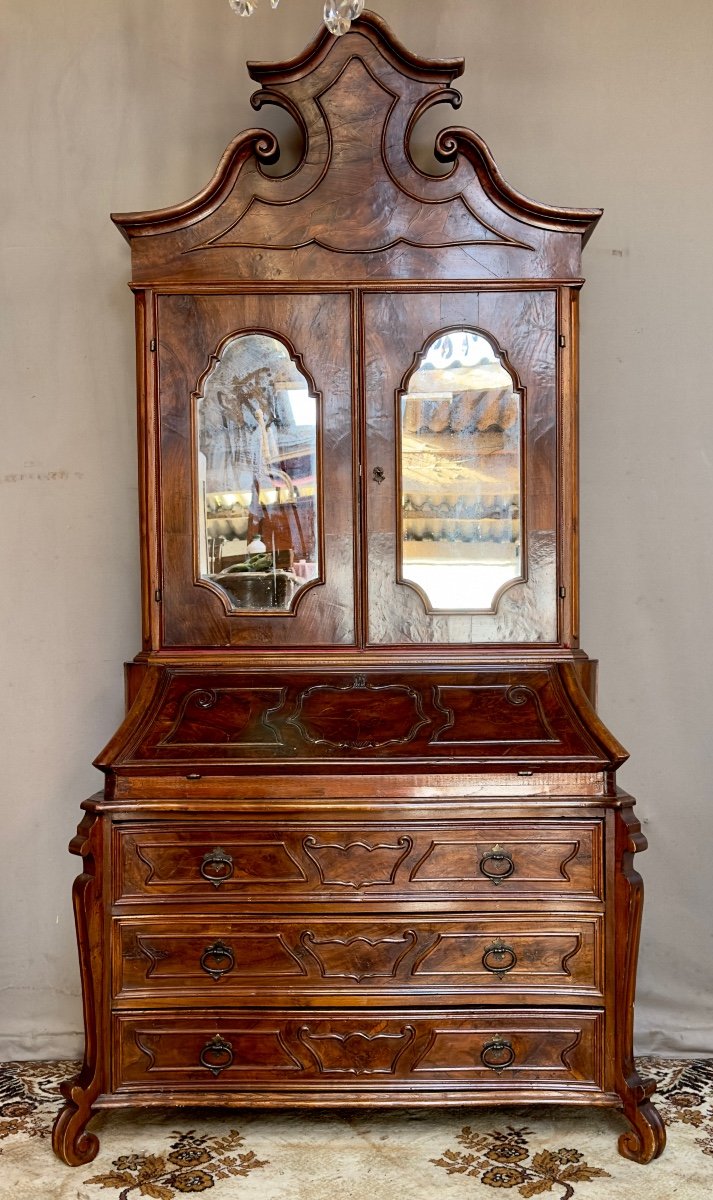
[399,329,523,613]
[195,332,320,612]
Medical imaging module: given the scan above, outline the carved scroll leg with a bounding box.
[52,1085,100,1167]
[613,803,666,1163]
[52,809,104,1166]
[618,1077,667,1163]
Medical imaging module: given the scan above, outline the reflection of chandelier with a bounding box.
[229,0,365,37]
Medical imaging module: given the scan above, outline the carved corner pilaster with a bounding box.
[613,802,665,1163]
[52,810,105,1166]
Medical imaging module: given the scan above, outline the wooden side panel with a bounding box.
[52,814,106,1166]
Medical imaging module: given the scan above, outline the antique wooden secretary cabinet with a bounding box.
[53,12,665,1166]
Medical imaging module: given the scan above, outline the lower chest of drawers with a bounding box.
[108,811,608,1096]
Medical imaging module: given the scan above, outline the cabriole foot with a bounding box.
[618,1098,666,1163]
[52,1096,100,1167]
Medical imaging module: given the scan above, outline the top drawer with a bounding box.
[115,819,603,904]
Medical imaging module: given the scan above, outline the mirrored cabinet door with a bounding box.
[364,290,558,644]
[158,292,356,647]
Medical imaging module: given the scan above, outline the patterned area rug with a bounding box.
[1,1059,712,1198]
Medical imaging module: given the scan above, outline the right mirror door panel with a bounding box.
[364,291,558,645]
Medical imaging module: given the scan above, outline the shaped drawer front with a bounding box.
[115,820,603,902]
[113,1009,604,1093]
[114,914,603,1000]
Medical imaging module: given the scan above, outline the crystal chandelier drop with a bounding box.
[229,0,366,38]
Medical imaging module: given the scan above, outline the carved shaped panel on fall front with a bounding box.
[159,687,287,747]
[288,676,428,749]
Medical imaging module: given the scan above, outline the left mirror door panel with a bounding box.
[158,292,356,647]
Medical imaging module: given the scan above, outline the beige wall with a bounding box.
[1,0,711,1059]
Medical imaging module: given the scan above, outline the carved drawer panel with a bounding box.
[115,820,603,902]
[114,914,603,1000]
[113,1008,604,1093]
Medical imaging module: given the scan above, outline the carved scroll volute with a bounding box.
[52,811,105,1166]
[247,13,467,209]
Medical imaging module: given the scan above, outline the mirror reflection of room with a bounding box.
[196,333,319,611]
[400,329,522,612]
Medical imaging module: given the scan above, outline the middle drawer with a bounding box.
[115,819,604,903]
[113,914,603,1004]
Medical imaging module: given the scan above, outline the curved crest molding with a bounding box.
[111,11,600,282]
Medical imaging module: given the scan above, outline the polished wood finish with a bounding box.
[53,11,663,1167]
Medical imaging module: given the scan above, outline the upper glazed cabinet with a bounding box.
[116,14,593,653]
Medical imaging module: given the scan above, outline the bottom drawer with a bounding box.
[114,1008,604,1093]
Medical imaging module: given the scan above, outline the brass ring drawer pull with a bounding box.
[200,848,234,888]
[199,941,236,980]
[482,940,517,977]
[479,844,514,884]
[480,1038,515,1072]
[199,1035,234,1076]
